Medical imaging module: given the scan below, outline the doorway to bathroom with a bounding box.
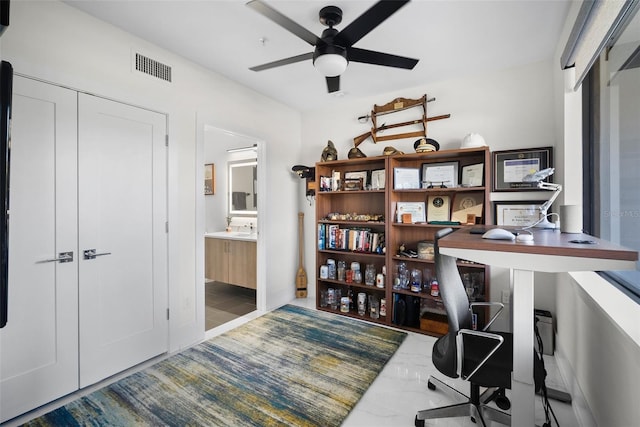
[197,122,266,335]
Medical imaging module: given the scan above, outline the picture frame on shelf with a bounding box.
[461,163,484,187]
[427,195,451,222]
[494,201,541,226]
[451,192,484,224]
[343,178,363,191]
[492,147,553,191]
[396,202,426,223]
[319,176,332,191]
[371,169,386,190]
[393,167,420,189]
[344,170,368,188]
[421,161,459,188]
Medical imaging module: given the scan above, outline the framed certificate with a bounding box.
[451,192,484,223]
[422,161,458,188]
[493,147,553,191]
[396,202,426,223]
[494,202,540,226]
[371,169,385,190]
[427,195,450,222]
[461,163,484,187]
[394,167,420,189]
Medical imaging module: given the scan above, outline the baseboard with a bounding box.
[554,341,597,427]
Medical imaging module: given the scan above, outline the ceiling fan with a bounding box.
[246,0,419,93]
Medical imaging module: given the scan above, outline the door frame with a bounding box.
[195,115,267,338]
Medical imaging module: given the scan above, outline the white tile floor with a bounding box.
[5,298,582,427]
[291,298,582,427]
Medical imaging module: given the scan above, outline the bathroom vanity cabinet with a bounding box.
[205,235,257,289]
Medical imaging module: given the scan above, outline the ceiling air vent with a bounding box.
[135,52,172,82]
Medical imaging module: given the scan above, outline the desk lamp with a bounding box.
[522,167,562,229]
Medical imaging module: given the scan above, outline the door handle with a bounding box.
[83,249,112,260]
[38,251,74,264]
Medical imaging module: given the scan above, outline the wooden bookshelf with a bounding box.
[314,147,491,336]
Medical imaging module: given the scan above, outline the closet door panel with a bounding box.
[0,77,78,423]
[78,94,168,387]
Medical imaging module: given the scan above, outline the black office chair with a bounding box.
[415,228,522,427]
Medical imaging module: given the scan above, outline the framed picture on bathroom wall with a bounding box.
[204,163,215,195]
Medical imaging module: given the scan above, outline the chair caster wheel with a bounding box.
[414,416,425,427]
[427,380,436,391]
[495,394,511,410]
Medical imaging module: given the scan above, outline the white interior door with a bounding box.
[0,77,79,423]
[77,94,168,387]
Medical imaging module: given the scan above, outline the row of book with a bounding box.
[318,223,385,253]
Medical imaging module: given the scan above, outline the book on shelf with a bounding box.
[317,223,326,250]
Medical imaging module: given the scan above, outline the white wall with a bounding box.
[300,60,558,321]
[2,0,302,351]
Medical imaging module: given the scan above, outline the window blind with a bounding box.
[561,0,638,90]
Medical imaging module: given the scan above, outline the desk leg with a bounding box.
[511,269,535,426]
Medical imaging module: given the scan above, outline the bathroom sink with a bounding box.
[206,231,257,240]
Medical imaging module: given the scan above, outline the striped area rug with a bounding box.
[25,304,406,426]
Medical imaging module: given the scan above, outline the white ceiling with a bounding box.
[63,0,572,112]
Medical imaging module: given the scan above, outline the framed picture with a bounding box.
[371,169,385,190]
[494,202,541,226]
[422,161,459,188]
[343,178,363,191]
[461,163,484,187]
[345,170,368,188]
[204,163,215,195]
[427,195,451,222]
[319,176,332,192]
[493,147,553,191]
[396,202,426,223]
[394,167,420,189]
[451,192,484,224]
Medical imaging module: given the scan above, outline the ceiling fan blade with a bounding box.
[335,0,410,47]
[326,76,340,93]
[250,52,314,72]
[246,0,320,46]
[348,47,418,69]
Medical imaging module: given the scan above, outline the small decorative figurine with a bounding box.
[347,146,366,159]
[321,140,338,162]
[382,146,403,156]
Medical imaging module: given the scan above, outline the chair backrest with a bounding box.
[434,228,472,334]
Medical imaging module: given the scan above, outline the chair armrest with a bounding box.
[456,328,505,381]
[470,302,504,331]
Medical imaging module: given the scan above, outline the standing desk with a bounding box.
[438,227,638,426]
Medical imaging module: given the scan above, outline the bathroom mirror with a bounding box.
[228,160,257,215]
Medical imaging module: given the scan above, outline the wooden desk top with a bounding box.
[439,226,638,262]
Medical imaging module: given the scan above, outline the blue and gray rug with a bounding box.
[25,304,406,426]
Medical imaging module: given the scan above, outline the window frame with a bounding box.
[582,6,640,303]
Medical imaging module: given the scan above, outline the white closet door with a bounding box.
[0,77,79,423]
[78,94,168,387]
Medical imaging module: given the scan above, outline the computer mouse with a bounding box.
[482,228,516,240]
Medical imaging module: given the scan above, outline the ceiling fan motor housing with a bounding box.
[314,28,347,62]
[319,6,343,27]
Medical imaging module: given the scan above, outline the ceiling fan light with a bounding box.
[314,53,348,77]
